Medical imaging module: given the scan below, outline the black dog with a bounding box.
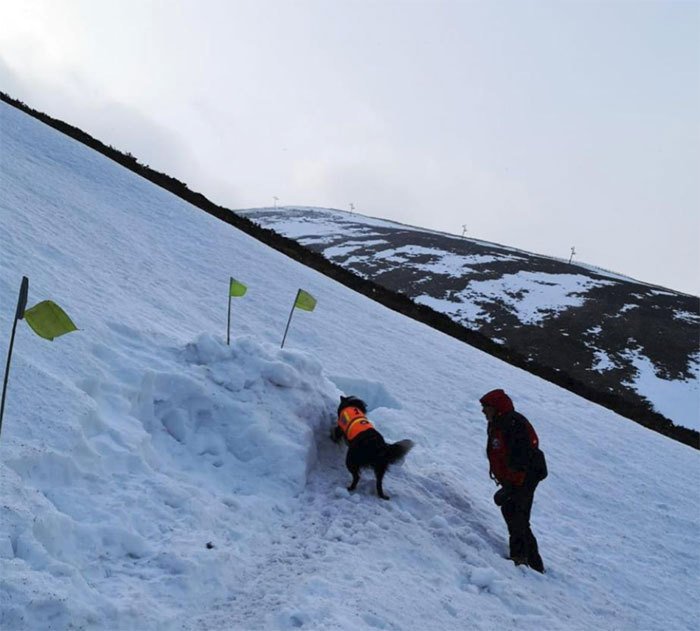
[330,395,414,500]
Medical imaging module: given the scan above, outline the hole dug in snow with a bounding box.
[129,334,339,495]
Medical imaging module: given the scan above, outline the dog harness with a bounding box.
[337,406,374,442]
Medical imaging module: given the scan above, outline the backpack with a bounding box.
[530,447,548,482]
[524,419,548,482]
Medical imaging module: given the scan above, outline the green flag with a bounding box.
[294,289,317,312]
[229,278,247,297]
[23,300,78,341]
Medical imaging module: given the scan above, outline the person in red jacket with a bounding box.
[480,389,547,573]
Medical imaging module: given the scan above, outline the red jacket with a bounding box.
[481,390,539,487]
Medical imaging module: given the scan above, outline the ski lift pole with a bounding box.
[280,289,300,349]
[1,276,29,439]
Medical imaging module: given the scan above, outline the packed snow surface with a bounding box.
[0,101,698,630]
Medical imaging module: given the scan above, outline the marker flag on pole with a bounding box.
[23,300,78,341]
[294,289,317,312]
[229,278,247,297]
[227,277,247,345]
[2,279,79,439]
[281,289,317,348]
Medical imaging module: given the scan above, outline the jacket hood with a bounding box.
[479,389,514,416]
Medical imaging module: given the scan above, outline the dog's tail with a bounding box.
[386,439,414,465]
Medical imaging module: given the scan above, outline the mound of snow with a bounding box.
[2,333,339,629]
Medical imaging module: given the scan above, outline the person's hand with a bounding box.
[493,487,511,506]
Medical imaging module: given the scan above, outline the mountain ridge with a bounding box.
[240,206,698,436]
[253,206,680,290]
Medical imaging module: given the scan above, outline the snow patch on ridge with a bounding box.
[466,272,616,325]
[622,349,700,431]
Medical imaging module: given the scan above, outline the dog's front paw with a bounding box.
[378,493,391,500]
[347,484,357,492]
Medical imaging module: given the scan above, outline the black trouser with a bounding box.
[501,483,544,572]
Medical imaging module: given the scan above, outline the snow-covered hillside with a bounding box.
[1,100,698,630]
[239,207,700,432]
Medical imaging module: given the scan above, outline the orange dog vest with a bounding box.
[337,406,374,441]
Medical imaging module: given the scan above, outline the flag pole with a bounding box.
[280,289,300,349]
[1,276,29,439]
[227,277,232,346]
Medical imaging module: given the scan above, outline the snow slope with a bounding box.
[0,100,698,630]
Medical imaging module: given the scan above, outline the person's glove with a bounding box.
[493,487,511,507]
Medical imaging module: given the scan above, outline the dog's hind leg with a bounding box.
[374,463,390,500]
[346,452,361,491]
[347,464,360,491]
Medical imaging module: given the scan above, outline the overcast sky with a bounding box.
[1,0,698,295]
